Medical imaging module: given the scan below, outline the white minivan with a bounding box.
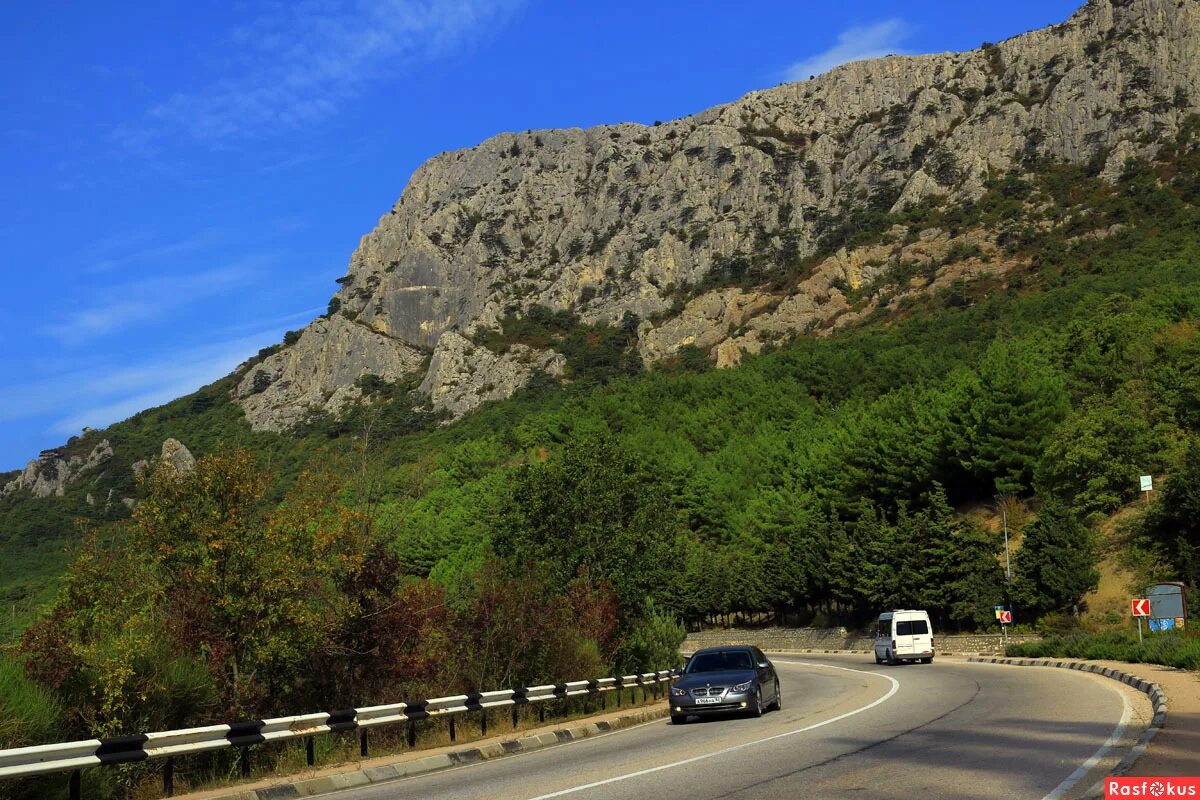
[874,609,935,665]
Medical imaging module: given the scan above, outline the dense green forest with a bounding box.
[6,124,1200,796]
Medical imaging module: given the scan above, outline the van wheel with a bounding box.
[874,652,884,665]
[921,657,933,664]
[671,713,688,724]
[887,650,899,666]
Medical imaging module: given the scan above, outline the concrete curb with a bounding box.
[967,657,1168,796]
[761,648,1003,656]
[685,648,1010,658]
[200,707,668,800]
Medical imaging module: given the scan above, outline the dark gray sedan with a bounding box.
[669,645,781,724]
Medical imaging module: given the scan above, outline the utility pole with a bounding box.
[1002,502,1012,582]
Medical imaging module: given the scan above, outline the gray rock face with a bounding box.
[1,439,113,499]
[231,0,1200,430]
[159,439,195,476]
[236,315,426,432]
[419,332,565,417]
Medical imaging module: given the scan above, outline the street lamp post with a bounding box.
[1002,503,1012,583]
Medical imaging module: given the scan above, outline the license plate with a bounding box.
[694,697,719,704]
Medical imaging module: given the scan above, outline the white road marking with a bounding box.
[1039,679,1133,800]
[522,661,900,800]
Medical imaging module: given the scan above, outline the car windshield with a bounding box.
[686,650,754,673]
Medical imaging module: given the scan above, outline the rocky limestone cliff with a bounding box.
[237,0,1200,430]
[235,315,426,432]
[418,331,566,417]
[2,440,113,499]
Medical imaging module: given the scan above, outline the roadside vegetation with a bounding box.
[1007,631,1200,670]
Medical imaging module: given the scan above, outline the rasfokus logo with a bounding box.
[1107,778,1200,798]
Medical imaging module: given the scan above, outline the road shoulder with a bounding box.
[1088,660,1200,778]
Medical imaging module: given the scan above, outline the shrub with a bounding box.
[0,655,62,748]
[1007,631,1200,670]
[614,602,686,673]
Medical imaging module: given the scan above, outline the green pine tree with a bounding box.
[1013,500,1099,617]
[954,340,1070,495]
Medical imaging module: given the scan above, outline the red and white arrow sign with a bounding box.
[1131,598,1151,617]
[998,610,1012,624]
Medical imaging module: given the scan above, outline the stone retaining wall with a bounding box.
[684,627,1038,655]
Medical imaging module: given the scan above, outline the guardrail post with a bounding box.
[69,770,80,800]
[163,757,175,797]
[239,745,250,779]
[512,704,519,729]
[407,719,416,748]
[359,729,368,758]
[481,709,488,736]
[538,703,545,723]
[448,716,456,743]
[306,736,314,767]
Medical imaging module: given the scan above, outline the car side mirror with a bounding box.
[757,661,770,669]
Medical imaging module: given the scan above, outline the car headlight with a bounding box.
[670,687,688,697]
[732,680,753,693]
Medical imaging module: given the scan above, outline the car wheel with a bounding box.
[752,687,764,718]
[671,713,688,724]
[772,680,782,711]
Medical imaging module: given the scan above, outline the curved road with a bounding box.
[330,655,1144,800]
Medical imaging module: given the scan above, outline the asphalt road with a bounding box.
[327,655,1143,800]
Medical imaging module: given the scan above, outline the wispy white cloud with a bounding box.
[784,19,912,82]
[47,329,285,435]
[44,256,271,345]
[82,229,228,274]
[115,0,522,147]
[0,326,286,432]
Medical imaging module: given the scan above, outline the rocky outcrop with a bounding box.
[642,226,1005,367]
[159,439,195,476]
[231,0,1200,430]
[236,315,426,432]
[638,290,776,364]
[419,332,565,417]
[1,439,113,499]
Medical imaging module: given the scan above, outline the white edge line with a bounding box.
[523,661,900,800]
[314,716,670,799]
[1040,679,1133,800]
[397,716,665,782]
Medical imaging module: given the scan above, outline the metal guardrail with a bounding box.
[0,669,676,798]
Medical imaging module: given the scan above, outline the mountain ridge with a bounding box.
[4,0,1198,487]
[232,0,1200,430]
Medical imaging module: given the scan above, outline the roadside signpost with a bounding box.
[1141,475,1154,504]
[1145,582,1187,635]
[996,608,1012,642]
[1132,597,1150,642]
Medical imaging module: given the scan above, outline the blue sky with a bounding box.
[0,0,1083,470]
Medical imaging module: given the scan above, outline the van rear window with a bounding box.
[897,620,929,636]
